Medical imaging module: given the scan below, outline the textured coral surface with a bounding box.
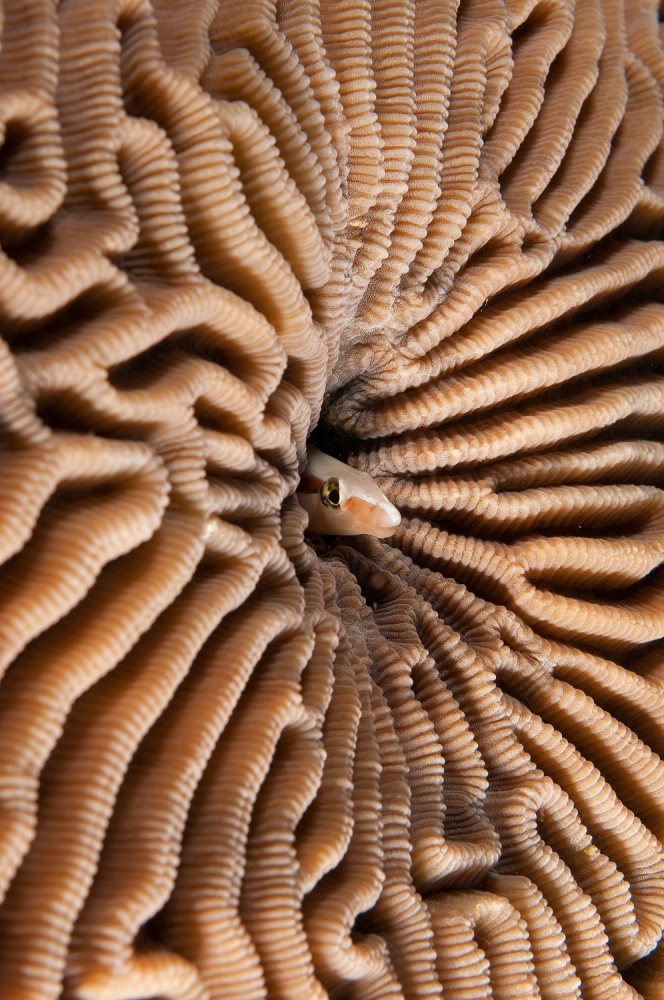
[1,0,664,997]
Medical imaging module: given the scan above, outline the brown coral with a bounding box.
[0,0,663,997]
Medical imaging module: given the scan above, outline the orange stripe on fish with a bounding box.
[296,471,324,495]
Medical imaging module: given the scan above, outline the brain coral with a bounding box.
[0,0,664,997]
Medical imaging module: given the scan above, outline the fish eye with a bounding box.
[321,477,341,508]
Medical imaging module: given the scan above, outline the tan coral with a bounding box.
[0,0,662,998]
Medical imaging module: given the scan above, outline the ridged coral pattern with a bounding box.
[0,0,663,996]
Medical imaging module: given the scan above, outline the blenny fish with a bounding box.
[296,444,401,537]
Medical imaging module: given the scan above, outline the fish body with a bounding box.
[296,445,401,537]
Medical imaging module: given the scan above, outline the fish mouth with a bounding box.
[370,500,402,537]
